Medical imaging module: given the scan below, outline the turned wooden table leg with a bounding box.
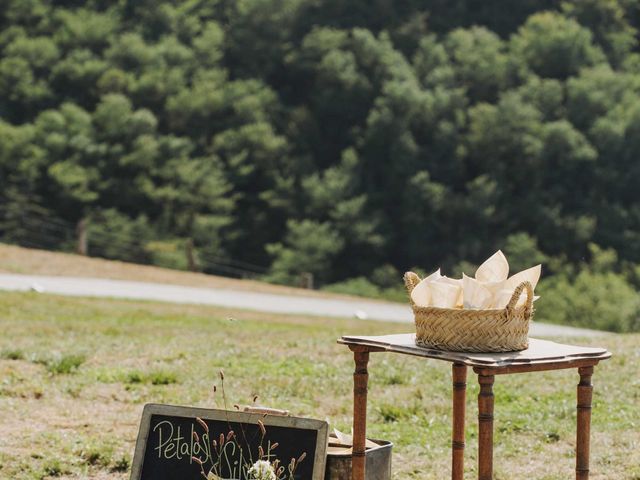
[478,374,495,480]
[351,348,370,480]
[576,366,594,480]
[452,363,467,480]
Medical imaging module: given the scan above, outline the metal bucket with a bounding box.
[324,439,392,480]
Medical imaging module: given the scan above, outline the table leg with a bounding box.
[352,349,370,480]
[452,363,467,480]
[478,374,495,480]
[576,366,594,480]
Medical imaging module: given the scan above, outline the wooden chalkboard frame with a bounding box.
[130,403,329,480]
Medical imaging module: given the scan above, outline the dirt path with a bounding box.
[0,273,605,338]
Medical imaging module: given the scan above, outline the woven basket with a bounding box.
[404,272,534,353]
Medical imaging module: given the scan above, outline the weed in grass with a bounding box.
[149,370,178,385]
[545,431,561,443]
[497,419,526,434]
[42,459,68,477]
[45,354,86,374]
[65,385,81,398]
[125,370,144,384]
[381,372,406,386]
[104,327,121,336]
[78,442,120,470]
[80,443,112,468]
[123,369,178,385]
[111,455,130,472]
[377,403,416,423]
[0,348,24,360]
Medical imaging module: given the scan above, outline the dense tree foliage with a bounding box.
[1,0,639,330]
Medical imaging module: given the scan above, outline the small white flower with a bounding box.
[248,460,276,480]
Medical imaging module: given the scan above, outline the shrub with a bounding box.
[322,276,406,302]
[87,209,154,264]
[323,277,381,297]
[536,270,640,332]
[146,239,189,270]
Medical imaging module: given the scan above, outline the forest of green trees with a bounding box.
[1,0,639,331]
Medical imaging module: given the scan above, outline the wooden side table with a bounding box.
[338,334,611,480]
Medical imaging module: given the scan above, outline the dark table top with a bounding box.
[338,333,611,369]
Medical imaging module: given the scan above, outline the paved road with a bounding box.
[0,273,605,338]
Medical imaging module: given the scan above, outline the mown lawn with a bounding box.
[0,292,638,479]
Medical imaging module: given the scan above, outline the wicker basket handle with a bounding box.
[404,271,421,294]
[505,281,534,316]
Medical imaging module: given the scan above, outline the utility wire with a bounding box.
[0,206,270,279]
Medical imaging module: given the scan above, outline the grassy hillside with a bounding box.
[0,243,373,301]
[0,292,636,479]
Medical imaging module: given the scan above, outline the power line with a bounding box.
[0,206,270,279]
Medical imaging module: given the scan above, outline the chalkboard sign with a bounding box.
[130,404,328,480]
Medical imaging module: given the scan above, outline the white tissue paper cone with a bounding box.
[410,269,441,307]
[463,274,493,309]
[493,289,517,309]
[488,265,542,309]
[481,279,506,296]
[437,276,464,307]
[438,276,462,287]
[475,250,509,283]
[502,264,542,291]
[429,280,462,308]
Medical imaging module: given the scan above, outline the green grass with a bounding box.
[0,291,637,479]
[40,353,86,374]
[102,369,179,385]
[0,348,25,360]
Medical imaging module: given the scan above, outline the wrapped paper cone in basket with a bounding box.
[404,271,534,353]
